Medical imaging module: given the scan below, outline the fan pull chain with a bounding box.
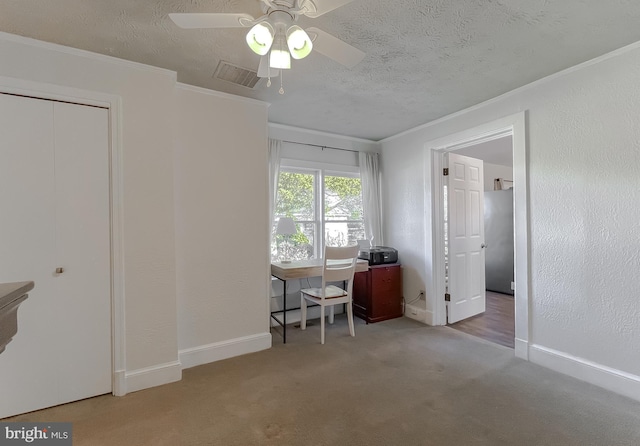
[279,71,285,95]
[267,53,272,87]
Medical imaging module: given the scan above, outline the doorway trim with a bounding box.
[0,75,126,393]
[427,112,529,360]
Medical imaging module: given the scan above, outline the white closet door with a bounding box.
[53,102,111,403]
[0,94,60,417]
[0,94,111,418]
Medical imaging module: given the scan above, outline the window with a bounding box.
[273,167,364,261]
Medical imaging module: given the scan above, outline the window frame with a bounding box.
[276,159,362,259]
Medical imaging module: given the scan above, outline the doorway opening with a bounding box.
[445,136,514,347]
[429,112,529,359]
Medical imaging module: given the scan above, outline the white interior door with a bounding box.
[446,153,486,323]
[0,94,111,418]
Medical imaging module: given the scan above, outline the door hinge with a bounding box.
[444,293,450,301]
[443,168,449,176]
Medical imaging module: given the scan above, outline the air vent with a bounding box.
[213,61,261,89]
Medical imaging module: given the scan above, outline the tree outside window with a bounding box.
[273,168,364,261]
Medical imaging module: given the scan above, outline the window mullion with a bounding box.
[318,169,324,257]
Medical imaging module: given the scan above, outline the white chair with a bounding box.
[300,245,360,344]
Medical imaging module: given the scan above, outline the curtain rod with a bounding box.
[282,140,359,154]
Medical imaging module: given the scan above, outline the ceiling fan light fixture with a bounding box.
[286,25,313,59]
[269,32,291,69]
[270,48,291,69]
[246,22,275,55]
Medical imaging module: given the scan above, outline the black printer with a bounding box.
[358,246,398,265]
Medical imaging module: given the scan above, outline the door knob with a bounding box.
[481,244,487,249]
[55,267,65,274]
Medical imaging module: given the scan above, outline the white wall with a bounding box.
[381,42,640,399]
[173,84,271,368]
[0,31,275,395]
[0,32,181,390]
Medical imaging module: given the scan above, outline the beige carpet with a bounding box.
[5,316,640,445]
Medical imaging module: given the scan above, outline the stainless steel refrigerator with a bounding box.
[484,189,514,295]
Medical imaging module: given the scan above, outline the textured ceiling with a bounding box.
[2,0,640,141]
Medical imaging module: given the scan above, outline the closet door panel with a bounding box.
[53,102,112,402]
[0,93,60,417]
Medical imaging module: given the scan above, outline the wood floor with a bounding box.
[448,291,515,348]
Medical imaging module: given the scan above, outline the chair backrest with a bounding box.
[322,245,360,292]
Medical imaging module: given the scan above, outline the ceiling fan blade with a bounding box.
[257,55,280,78]
[302,0,355,18]
[306,27,365,68]
[169,13,254,29]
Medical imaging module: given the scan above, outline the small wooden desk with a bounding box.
[271,259,368,343]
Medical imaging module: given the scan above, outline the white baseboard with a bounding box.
[179,332,272,370]
[529,344,640,402]
[123,360,182,395]
[403,305,434,325]
[514,337,528,360]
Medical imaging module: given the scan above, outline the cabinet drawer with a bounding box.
[370,297,403,320]
[370,266,401,296]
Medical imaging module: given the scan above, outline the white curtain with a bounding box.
[359,151,383,247]
[268,138,282,245]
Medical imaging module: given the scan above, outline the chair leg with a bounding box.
[328,305,334,324]
[347,301,355,337]
[320,305,325,345]
[301,295,307,330]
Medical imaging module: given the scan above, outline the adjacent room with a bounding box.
[1,0,639,444]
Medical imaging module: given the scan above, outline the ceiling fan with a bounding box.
[169,0,365,91]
